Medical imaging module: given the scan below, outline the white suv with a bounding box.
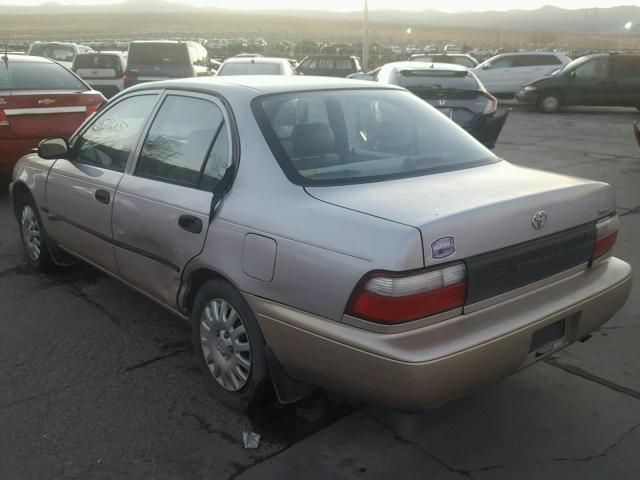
[474,52,571,96]
[71,52,128,99]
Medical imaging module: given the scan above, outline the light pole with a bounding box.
[362,0,369,72]
[621,21,632,51]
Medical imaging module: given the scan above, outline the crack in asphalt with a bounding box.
[182,412,239,444]
[545,358,640,401]
[361,410,502,480]
[550,421,640,463]
[67,283,123,326]
[122,346,193,372]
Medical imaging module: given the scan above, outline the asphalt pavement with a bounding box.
[1,105,639,480]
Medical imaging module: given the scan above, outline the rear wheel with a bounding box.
[16,195,57,272]
[192,279,270,411]
[539,92,562,114]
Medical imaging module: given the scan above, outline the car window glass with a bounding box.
[51,46,75,62]
[574,57,608,79]
[200,123,231,190]
[74,95,158,172]
[335,58,352,69]
[219,62,282,75]
[610,56,640,79]
[128,43,187,66]
[490,57,512,69]
[136,95,225,188]
[256,90,496,185]
[5,62,87,91]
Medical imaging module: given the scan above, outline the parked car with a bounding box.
[0,55,105,175]
[124,40,213,88]
[376,62,508,148]
[296,55,362,77]
[217,57,296,76]
[405,45,421,55]
[444,44,461,54]
[72,51,128,99]
[27,42,94,69]
[409,53,479,68]
[9,77,631,412]
[515,54,640,113]
[475,52,571,97]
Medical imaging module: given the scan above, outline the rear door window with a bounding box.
[490,57,513,69]
[135,95,228,189]
[73,95,158,172]
[1,62,87,91]
[514,55,561,67]
[128,43,188,66]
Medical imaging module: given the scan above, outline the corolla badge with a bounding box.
[531,211,548,230]
[431,236,456,259]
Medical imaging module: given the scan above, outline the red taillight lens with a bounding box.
[347,263,466,324]
[482,92,498,115]
[0,109,9,127]
[592,214,618,261]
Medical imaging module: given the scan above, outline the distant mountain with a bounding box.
[2,1,639,35]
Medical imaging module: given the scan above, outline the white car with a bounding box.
[26,42,94,69]
[216,57,296,76]
[71,51,128,99]
[474,52,571,96]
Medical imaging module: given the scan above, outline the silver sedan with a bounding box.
[10,76,632,411]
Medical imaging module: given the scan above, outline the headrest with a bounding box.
[291,123,335,157]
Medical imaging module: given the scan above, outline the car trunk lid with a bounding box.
[305,161,613,267]
[0,90,103,140]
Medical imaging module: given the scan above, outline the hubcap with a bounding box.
[199,299,251,392]
[20,205,41,262]
[543,96,559,112]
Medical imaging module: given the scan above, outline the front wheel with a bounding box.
[539,93,562,113]
[17,196,57,272]
[192,279,270,411]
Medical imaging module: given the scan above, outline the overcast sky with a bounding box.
[0,0,633,12]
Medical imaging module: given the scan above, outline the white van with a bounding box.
[474,52,571,96]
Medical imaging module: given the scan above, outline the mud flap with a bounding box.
[478,109,509,149]
[265,346,315,404]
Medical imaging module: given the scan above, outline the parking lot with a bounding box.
[1,105,639,480]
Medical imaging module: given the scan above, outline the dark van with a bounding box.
[516,53,640,113]
[124,40,212,88]
[296,55,362,78]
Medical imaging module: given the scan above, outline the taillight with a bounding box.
[0,109,9,127]
[592,214,618,261]
[482,92,498,115]
[346,263,466,324]
[84,94,105,118]
[123,72,136,89]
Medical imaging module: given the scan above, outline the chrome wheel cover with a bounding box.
[199,299,251,392]
[21,205,41,262]
[543,96,560,112]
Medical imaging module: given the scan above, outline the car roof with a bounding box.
[1,54,55,64]
[128,75,403,96]
[387,61,470,72]
[222,57,288,65]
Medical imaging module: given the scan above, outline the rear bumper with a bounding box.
[246,257,632,411]
[466,109,509,148]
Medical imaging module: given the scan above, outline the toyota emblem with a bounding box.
[531,211,548,230]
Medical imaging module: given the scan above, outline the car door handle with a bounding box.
[178,214,203,234]
[95,189,110,204]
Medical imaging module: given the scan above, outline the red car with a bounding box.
[0,55,105,174]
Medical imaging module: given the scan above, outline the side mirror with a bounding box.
[38,137,69,160]
[634,122,640,148]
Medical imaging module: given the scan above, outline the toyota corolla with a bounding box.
[10,76,632,411]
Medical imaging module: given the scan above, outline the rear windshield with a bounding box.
[74,54,123,70]
[0,62,87,91]
[253,89,497,186]
[29,44,76,62]
[128,43,188,66]
[397,70,479,90]
[218,62,282,76]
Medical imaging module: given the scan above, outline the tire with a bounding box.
[192,279,270,411]
[16,194,57,272]
[539,92,562,114]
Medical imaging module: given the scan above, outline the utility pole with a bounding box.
[362,0,369,72]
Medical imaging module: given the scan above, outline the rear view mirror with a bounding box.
[38,137,69,159]
[634,122,640,148]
